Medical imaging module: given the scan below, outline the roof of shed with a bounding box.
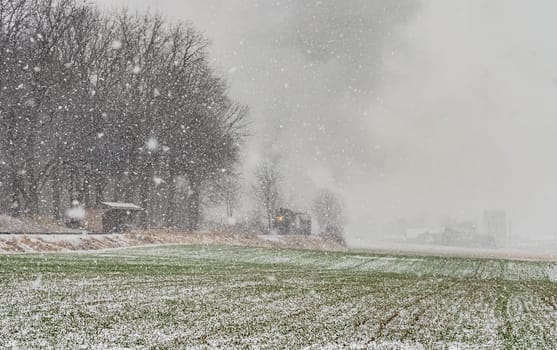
[100,202,143,211]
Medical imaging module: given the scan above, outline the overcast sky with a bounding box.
[93,0,557,243]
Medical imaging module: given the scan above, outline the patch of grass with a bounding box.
[0,245,556,349]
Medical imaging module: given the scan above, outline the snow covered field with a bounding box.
[1,245,556,349]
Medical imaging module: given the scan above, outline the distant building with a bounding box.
[482,210,508,247]
[72,202,143,233]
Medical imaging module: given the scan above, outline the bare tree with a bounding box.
[252,161,281,232]
[312,189,345,245]
[222,176,241,218]
[0,0,248,232]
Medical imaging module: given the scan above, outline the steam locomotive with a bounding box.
[272,207,312,235]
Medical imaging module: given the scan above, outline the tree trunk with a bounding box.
[93,173,106,206]
[121,172,134,202]
[27,176,40,215]
[82,178,91,207]
[165,168,177,227]
[139,170,151,229]
[52,168,61,220]
[186,175,201,231]
[70,171,79,205]
[226,199,233,218]
[266,207,272,232]
[9,170,22,217]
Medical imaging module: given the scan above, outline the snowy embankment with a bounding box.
[0,230,345,253]
[0,214,81,234]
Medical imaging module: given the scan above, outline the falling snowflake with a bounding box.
[89,73,98,86]
[24,98,36,107]
[111,39,122,50]
[65,206,85,220]
[146,137,159,151]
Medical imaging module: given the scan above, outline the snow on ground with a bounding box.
[349,239,557,262]
[547,265,557,282]
[0,214,81,234]
[1,245,556,349]
[0,230,344,253]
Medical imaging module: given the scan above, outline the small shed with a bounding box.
[80,202,143,233]
[99,202,143,233]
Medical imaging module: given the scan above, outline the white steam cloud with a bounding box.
[92,0,557,245]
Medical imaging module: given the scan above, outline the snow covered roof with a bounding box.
[99,202,143,211]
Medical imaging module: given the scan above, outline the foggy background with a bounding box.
[93,0,557,246]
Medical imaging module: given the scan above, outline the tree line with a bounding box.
[0,0,247,230]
